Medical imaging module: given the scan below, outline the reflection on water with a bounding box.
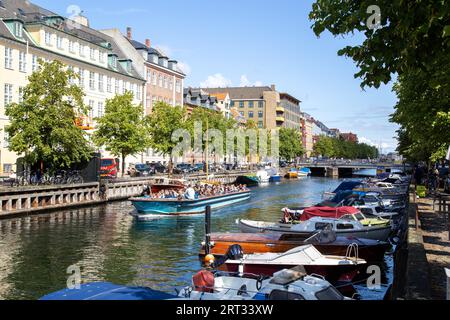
[0,178,392,300]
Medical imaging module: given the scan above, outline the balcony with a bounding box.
[276,106,285,113]
[276,116,285,123]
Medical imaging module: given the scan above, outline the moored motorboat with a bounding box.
[219,244,366,283]
[235,175,259,187]
[199,231,390,263]
[176,267,350,300]
[130,190,251,216]
[237,216,393,241]
[285,168,299,179]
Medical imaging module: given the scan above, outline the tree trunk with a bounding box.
[122,154,126,178]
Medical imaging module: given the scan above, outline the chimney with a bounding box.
[126,27,132,40]
[145,39,151,48]
[271,84,276,91]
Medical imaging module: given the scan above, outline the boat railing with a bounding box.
[345,243,360,263]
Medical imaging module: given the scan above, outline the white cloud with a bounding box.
[200,73,233,88]
[359,137,397,153]
[240,74,262,87]
[177,61,191,75]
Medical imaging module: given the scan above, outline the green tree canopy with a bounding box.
[93,92,149,176]
[5,59,93,169]
[310,0,450,162]
[146,102,189,172]
[279,128,304,161]
[313,136,379,159]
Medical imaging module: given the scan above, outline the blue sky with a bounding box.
[33,0,399,153]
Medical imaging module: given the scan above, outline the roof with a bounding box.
[0,0,143,80]
[200,86,274,100]
[209,92,229,101]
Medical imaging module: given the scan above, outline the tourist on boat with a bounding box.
[185,185,197,200]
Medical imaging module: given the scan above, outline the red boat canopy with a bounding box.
[300,206,359,221]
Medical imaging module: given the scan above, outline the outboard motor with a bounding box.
[212,244,244,268]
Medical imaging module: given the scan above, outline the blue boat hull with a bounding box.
[269,175,281,183]
[130,191,251,216]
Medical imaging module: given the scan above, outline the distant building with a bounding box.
[184,88,219,114]
[279,93,302,130]
[203,85,300,130]
[301,113,315,158]
[340,132,359,143]
[329,128,341,138]
[209,92,232,119]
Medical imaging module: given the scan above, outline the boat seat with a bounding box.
[192,270,215,293]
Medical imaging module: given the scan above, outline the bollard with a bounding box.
[446,268,450,300]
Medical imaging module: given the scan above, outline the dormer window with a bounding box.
[109,54,118,69]
[15,22,23,38]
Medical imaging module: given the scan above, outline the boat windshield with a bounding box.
[315,286,345,300]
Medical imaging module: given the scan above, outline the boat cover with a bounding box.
[332,181,363,193]
[300,206,359,221]
[40,282,176,300]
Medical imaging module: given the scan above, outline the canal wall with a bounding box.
[0,173,249,219]
[391,191,431,300]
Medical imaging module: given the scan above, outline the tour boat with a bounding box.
[235,175,259,187]
[176,267,350,300]
[237,216,393,241]
[256,170,270,183]
[130,190,251,216]
[219,244,366,283]
[199,231,390,263]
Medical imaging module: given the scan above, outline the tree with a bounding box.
[279,128,304,161]
[313,135,335,158]
[93,92,149,176]
[146,102,189,173]
[310,0,450,162]
[5,59,93,170]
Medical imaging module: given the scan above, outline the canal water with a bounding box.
[0,178,392,300]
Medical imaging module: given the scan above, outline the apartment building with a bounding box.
[101,28,186,116]
[0,0,145,173]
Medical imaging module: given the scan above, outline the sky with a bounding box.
[33,0,399,153]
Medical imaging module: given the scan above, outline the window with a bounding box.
[258,121,264,128]
[248,111,254,118]
[5,47,13,69]
[69,41,75,53]
[158,74,163,87]
[99,51,104,63]
[115,79,120,94]
[164,76,168,89]
[56,36,63,49]
[18,87,24,103]
[175,80,181,93]
[239,101,244,108]
[269,290,305,301]
[4,84,13,106]
[90,48,95,60]
[45,32,52,46]
[122,80,126,94]
[79,44,85,57]
[169,78,173,90]
[15,22,23,38]
[136,84,141,100]
[239,111,244,117]
[97,102,104,118]
[88,100,94,120]
[32,55,38,71]
[230,101,235,107]
[152,72,157,85]
[107,77,112,93]
[249,101,254,108]
[147,69,151,82]
[19,51,26,72]
[258,111,263,118]
[3,132,10,149]
[68,66,75,84]
[78,69,85,88]
[259,101,264,108]
[98,75,104,92]
[89,72,95,90]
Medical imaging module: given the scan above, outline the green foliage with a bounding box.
[93,92,149,175]
[5,59,93,168]
[310,0,450,162]
[313,136,379,159]
[146,102,189,160]
[279,128,304,161]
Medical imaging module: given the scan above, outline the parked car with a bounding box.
[135,164,151,176]
[149,163,167,174]
[174,163,194,174]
